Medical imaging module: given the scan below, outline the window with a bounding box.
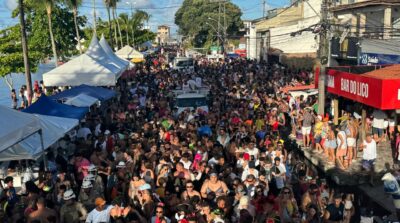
[176,59,194,67]
[176,97,207,107]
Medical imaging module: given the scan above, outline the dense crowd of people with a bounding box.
[2,54,376,223]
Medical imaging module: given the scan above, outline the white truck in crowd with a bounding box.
[172,77,209,115]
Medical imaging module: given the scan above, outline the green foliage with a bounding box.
[26,4,86,60]
[175,0,243,47]
[89,10,156,48]
[0,2,86,77]
[0,26,42,77]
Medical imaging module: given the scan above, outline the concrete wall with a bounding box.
[248,25,257,59]
[303,0,321,19]
[269,16,319,55]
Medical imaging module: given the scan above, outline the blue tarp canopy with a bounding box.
[50,84,116,101]
[23,95,88,119]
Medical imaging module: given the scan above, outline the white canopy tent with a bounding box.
[0,106,41,152]
[64,94,99,107]
[43,35,125,87]
[0,114,79,161]
[99,35,130,68]
[115,45,144,60]
[86,35,124,77]
[43,54,121,86]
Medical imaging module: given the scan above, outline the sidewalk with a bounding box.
[359,184,398,221]
[292,137,398,220]
[293,136,393,185]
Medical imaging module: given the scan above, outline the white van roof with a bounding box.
[176,93,206,99]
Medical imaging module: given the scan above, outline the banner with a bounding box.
[360,53,400,65]
[326,68,400,110]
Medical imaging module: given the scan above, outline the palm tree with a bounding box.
[104,0,113,48]
[119,13,130,45]
[64,0,83,54]
[109,0,119,48]
[37,0,59,67]
[114,6,123,48]
[130,10,150,46]
[18,0,33,105]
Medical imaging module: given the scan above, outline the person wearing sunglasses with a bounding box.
[151,205,171,223]
[301,184,322,214]
[181,181,201,201]
[278,187,300,223]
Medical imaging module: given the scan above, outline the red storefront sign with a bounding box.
[326,69,400,110]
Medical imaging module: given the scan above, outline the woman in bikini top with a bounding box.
[200,172,228,198]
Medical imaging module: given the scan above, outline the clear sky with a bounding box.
[0,0,289,34]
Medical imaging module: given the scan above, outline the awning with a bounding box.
[64,94,99,107]
[0,114,78,161]
[23,95,88,119]
[0,106,41,152]
[50,84,116,102]
[131,58,145,63]
[327,64,400,110]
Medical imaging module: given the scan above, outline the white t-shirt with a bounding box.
[180,159,192,170]
[241,168,259,181]
[246,147,259,159]
[363,139,377,161]
[86,205,114,223]
[77,127,92,140]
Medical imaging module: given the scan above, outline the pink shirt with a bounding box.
[75,158,90,180]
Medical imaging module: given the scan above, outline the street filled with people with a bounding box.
[2,54,376,223]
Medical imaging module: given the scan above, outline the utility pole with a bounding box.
[317,0,329,115]
[263,0,266,18]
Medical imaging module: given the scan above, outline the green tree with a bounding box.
[130,10,150,46]
[87,14,155,48]
[64,0,83,54]
[34,0,59,67]
[119,13,130,45]
[27,4,86,60]
[0,25,42,91]
[175,0,242,48]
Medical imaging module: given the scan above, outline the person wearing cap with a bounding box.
[87,165,105,195]
[79,179,102,211]
[85,197,114,223]
[60,190,87,223]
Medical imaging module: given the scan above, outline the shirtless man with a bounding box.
[28,197,58,223]
[346,120,357,164]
